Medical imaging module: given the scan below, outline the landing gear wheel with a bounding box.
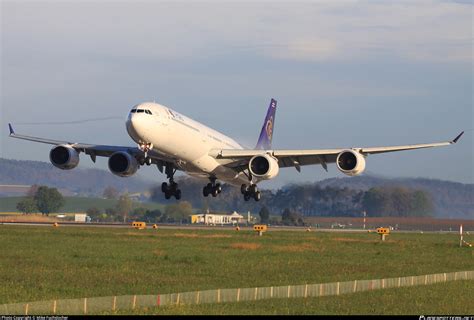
[203,186,210,197]
[162,165,181,200]
[241,184,261,201]
[203,179,222,198]
[249,184,257,194]
[254,191,261,202]
[145,157,152,166]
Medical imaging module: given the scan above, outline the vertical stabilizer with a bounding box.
[255,99,277,150]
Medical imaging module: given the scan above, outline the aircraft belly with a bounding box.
[145,117,249,186]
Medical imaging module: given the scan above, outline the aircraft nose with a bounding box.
[126,114,142,142]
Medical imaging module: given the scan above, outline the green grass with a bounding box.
[0,226,472,312]
[110,280,474,315]
[0,196,163,213]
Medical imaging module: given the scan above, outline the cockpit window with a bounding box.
[131,108,153,115]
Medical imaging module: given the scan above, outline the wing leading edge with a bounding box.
[212,131,464,170]
[7,123,176,163]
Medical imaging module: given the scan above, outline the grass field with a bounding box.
[0,226,472,314]
[306,216,474,232]
[0,196,163,213]
[111,280,474,315]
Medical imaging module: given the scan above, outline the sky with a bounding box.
[1,0,473,188]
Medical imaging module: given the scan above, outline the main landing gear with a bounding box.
[161,165,181,200]
[241,184,261,202]
[203,177,222,198]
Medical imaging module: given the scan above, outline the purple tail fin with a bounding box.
[255,99,277,150]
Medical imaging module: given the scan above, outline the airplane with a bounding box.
[8,99,464,202]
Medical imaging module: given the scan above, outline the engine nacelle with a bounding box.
[49,145,80,170]
[336,150,366,176]
[108,152,139,177]
[249,154,280,180]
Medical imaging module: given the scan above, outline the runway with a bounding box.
[0,221,463,234]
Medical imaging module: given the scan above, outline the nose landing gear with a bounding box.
[241,184,261,202]
[138,143,153,166]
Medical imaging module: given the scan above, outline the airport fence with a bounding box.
[1,270,473,315]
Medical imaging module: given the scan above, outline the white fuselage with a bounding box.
[125,102,249,185]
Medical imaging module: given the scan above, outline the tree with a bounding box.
[131,207,147,220]
[281,208,303,226]
[412,191,433,217]
[105,207,119,222]
[16,198,37,214]
[26,184,39,197]
[116,194,132,223]
[259,206,270,224]
[103,186,119,200]
[34,186,64,215]
[144,209,162,223]
[105,207,118,216]
[86,207,102,221]
[165,201,193,224]
[362,187,434,217]
[362,187,393,217]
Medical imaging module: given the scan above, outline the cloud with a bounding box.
[2,1,471,65]
[258,38,339,62]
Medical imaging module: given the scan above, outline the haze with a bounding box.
[1,0,472,188]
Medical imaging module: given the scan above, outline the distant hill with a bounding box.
[0,158,152,196]
[1,158,472,219]
[315,175,473,218]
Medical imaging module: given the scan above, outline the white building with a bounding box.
[74,213,91,223]
[191,211,245,225]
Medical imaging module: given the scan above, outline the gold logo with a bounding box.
[266,117,273,140]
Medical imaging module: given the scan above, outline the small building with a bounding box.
[74,213,91,223]
[191,211,245,226]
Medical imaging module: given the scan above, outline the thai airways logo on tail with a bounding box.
[256,99,277,150]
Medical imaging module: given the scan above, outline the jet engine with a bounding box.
[49,145,80,170]
[108,152,139,177]
[249,154,280,180]
[336,150,366,176]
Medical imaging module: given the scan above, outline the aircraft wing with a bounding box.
[8,124,176,164]
[211,132,464,171]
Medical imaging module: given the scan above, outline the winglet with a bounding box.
[451,131,464,144]
[8,123,15,135]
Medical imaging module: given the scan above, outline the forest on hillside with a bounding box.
[149,176,473,219]
[1,158,472,218]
